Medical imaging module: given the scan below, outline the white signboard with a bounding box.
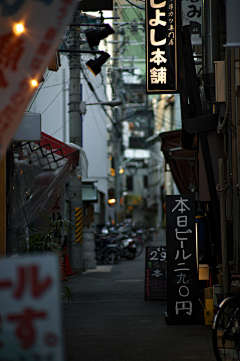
[181,0,202,46]
[0,0,80,160]
[0,254,64,360]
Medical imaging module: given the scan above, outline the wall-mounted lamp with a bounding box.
[59,48,111,76]
[85,24,115,48]
[86,52,110,76]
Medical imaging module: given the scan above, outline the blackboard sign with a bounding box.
[144,246,167,300]
[166,195,199,325]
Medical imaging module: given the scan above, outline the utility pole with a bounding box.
[113,2,122,224]
[68,10,84,273]
[113,109,121,223]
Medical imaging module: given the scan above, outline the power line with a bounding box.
[116,1,145,52]
[125,0,145,11]
[27,55,66,111]
[81,65,115,126]
[41,81,69,115]
[42,82,68,89]
[88,106,108,143]
[27,79,46,112]
[50,122,68,137]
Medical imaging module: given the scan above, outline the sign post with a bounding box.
[166,195,199,324]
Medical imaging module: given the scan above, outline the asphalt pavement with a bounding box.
[62,230,216,361]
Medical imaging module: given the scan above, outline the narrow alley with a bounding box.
[62,234,215,361]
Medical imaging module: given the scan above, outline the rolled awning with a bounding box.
[40,133,88,178]
[159,129,197,195]
[10,132,88,230]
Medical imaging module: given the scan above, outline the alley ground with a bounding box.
[62,230,216,361]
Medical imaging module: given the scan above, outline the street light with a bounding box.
[80,99,122,115]
[58,49,111,76]
[86,99,122,106]
[85,24,115,48]
[62,22,114,76]
[85,52,110,76]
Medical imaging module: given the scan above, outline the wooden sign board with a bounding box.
[145,246,167,300]
[166,195,199,324]
[146,0,178,94]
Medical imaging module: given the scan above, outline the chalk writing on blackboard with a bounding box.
[145,246,167,300]
[166,194,199,325]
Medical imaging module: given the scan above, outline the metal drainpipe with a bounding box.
[236,48,240,273]
[202,0,220,113]
[231,48,238,274]
[226,49,232,231]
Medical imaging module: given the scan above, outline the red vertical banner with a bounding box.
[0,0,80,159]
[0,254,63,359]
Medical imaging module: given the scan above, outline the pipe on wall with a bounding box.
[202,0,220,107]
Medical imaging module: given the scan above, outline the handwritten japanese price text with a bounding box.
[145,246,167,299]
[146,269,150,297]
[171,197,194,316]
[0,255,63,361]
[148,0,175,86]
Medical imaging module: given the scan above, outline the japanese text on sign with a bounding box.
[145,246,167,300]
[166,195,198,324]
[172,197,193,316]
[181,0,202,45]
[146,0,177,93]
[0,0,78,160]
[0,255,63,360]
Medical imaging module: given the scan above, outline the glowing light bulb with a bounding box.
[13,23,24,35]
[31,79,38,87]
[108,198,116,205]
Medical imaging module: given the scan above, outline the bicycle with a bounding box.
[95,234,121,265]
[212,278,240,360]
[131,232,144,257]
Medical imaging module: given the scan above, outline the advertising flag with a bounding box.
[0,0,81,160]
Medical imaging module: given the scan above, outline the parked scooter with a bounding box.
[111,232,137,260]
[118,237,136,260]
[111,223,143,257]
[131,232,144,257]
[94,230,121,265]
[95,223,137,261]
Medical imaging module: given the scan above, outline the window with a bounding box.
[137,93,144,103]
[143,175,148,188]
[127,176,133,191]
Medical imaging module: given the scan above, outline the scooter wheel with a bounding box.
[126,252,135,260]
[104,248,121,265]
